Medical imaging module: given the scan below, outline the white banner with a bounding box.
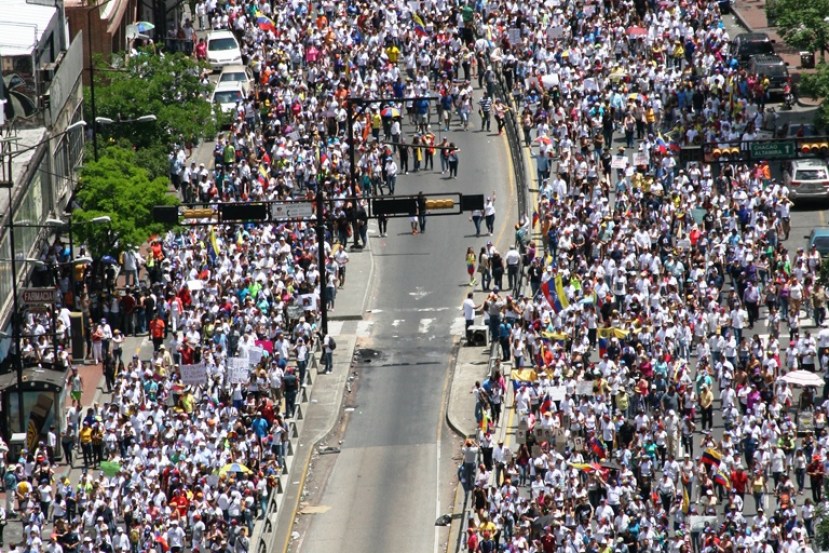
[611,155,628,169]
[227,357,250,384]
[248,346,265,367]
[179,363,208,386]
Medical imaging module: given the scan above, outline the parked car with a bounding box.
[747,54,789,99]
[731,32,775,66]
[211,81,244,115]
[783,158,829,200]
[806,227,829,257]
[206,30,242,71]
[218,64,254,95]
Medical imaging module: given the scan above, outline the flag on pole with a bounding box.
[207,226,220,264]
[412,12,429,37]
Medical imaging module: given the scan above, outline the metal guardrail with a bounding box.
[492,70,530,299]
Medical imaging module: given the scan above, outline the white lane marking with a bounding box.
[418,318,434,334]
[409,287,429,300]
[356,321,374,338]
[392,319,405,327]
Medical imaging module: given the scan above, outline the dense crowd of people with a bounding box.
[3,0,826,550]
[455,0,829,551]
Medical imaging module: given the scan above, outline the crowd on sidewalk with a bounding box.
[454,0,829,552]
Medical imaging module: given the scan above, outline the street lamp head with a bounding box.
[135,115,157,123]
[43,218,65,227]
[91,216,112,224]
[95,117,115,126]
[66,121,87,132]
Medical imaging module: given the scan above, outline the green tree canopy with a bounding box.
[770,0,829,60]
[799,63,829,127]
[90,51,216,152]
[73,145,178,257]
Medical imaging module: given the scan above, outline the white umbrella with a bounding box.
[781,370,825,387]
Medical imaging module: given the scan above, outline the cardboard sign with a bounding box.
[179,363,208,386]
[227,357,250,384]
[583,78,598,92]
[611,155,628,169]
[255,340,273,355]
[248,346,265,367]
[633,152,649,166]
[576,381,594,396]
[547,25,565,40]
[299,293,318,312]
[549,386,566,402]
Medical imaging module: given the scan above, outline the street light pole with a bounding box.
[87,5,99,161]
[6,188,24,433]
[315,189,328,337]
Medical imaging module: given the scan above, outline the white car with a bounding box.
[218,64,254,94]
[206,30,242,71]
[783,159,829,200]
[211,81,245,115]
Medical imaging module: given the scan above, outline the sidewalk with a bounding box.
[259,234,374,553]
[0,331,149,548]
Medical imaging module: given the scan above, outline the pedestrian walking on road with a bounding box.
[447,143,460,178]
[465,247,477,287]
[149,314,165,351]
[322,334,335,374]
[483,194,496,235]
[67,367,83,408]
[417,191,427,234]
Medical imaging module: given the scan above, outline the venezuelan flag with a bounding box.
[598,336,609,358]
[701,448,722,468]
[554,274,569,312]
[207,226,220,264]
[713,468,730,489]
[412,12,429,37]
[256,15,277,34]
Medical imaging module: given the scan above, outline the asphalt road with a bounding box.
[296,110,515,553]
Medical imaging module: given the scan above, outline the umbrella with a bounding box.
[133,21,155,33]
[380,106,400,118]
[626,26,647,38]
[534,135,553,145]
[219,462,253,476]
[99,460,122,477]
[781,370,825,387]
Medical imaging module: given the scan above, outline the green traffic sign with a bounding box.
[748,140,796,160]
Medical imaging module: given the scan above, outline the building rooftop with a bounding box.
[0,0,58,57]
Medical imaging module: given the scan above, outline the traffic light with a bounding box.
[182,208,216,219]
[798,141,829,155]
[425,198,455,209]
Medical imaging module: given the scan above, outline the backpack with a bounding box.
[328,336,337,350]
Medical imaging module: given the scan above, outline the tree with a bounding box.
[770,0,829,61]
[89,51,216,152]
[799,63,829,128]
[72,145,178,257]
